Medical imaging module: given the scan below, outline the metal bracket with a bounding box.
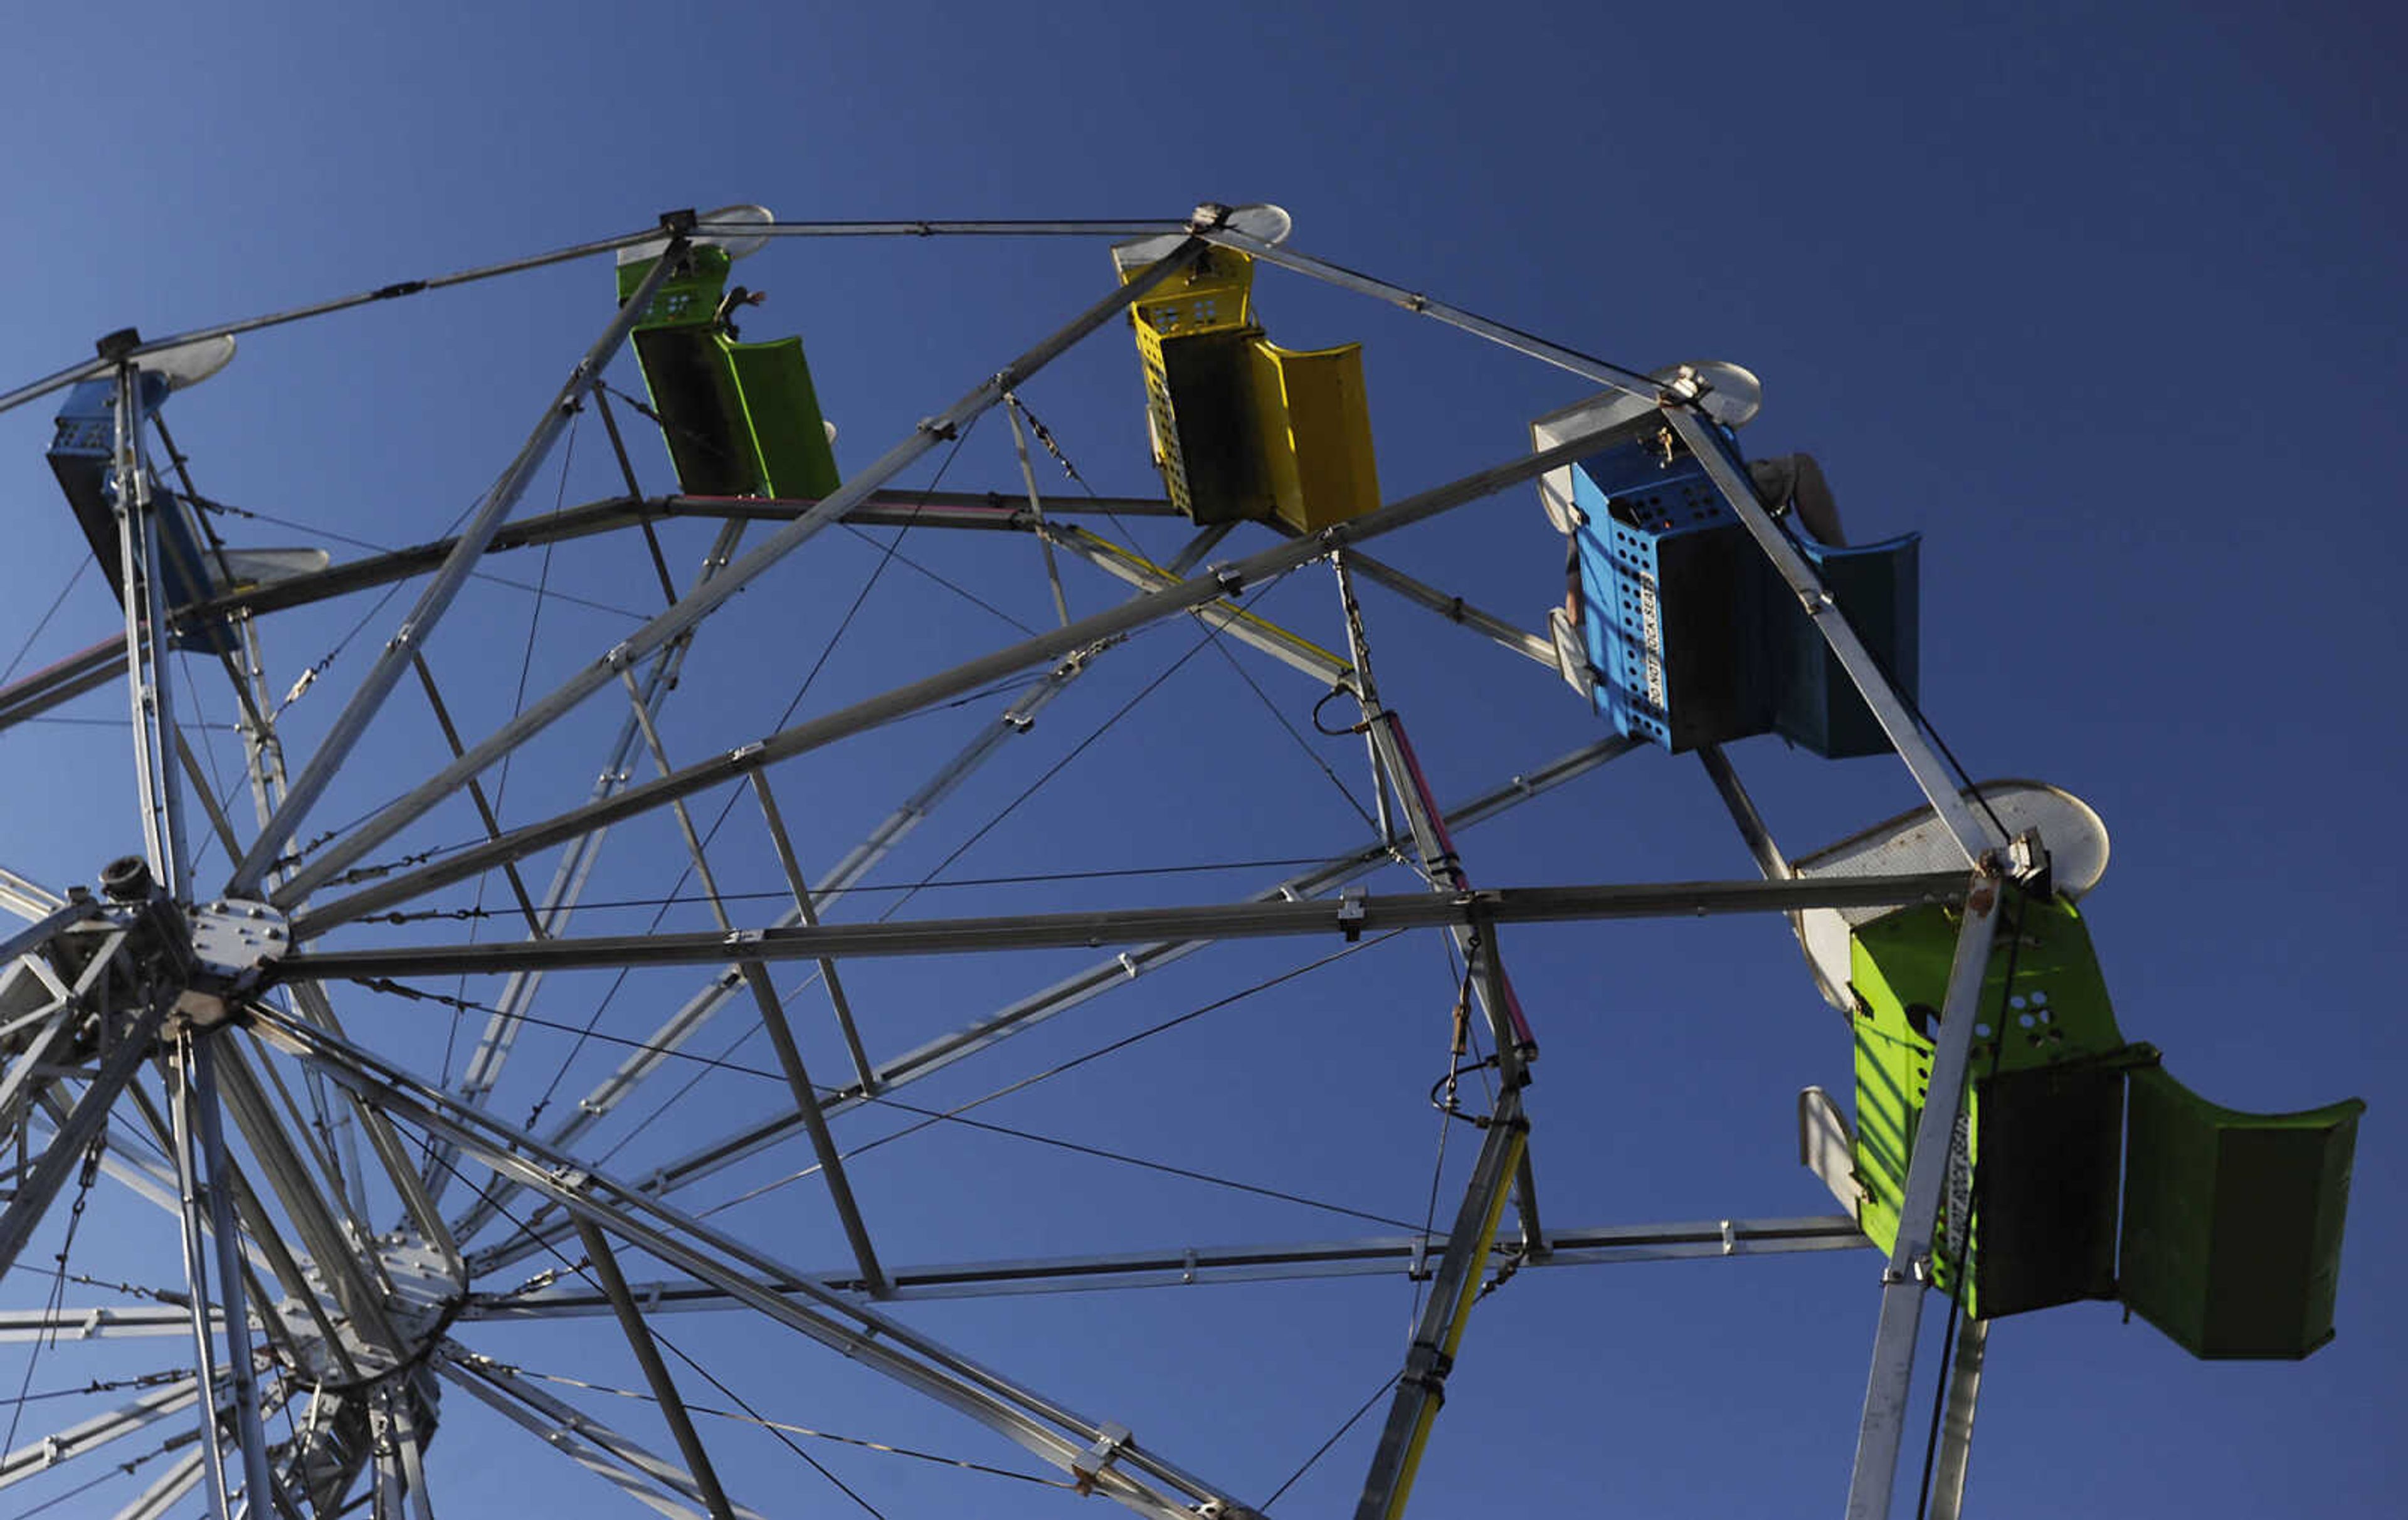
[1071,1421,1133,1495]
[1336,886,1367,942]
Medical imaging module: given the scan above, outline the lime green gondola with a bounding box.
[1848,894,2362,1357]
[613,245,840,501]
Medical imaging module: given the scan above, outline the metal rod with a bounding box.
[267,1021,1240,1518]
[0,636,131,734]
[1697,744,1849,1012]
[1927,1316,1988,1520]
[228,240,689,895]
[292,413,1665,936]
[462,1214,1867,1311]
[0,993,170,1279]
[1045,524,1356,687]
[411,653,546,937]
[571,1220,741,1520]
[176,492,1181,628]
[0,1376,201,1487]
[430,519,748,1206]
[1353,1095,1528,1520]
[1330,553,1399,850]
[1343,552,1555,668]
[744,218,1188,240]
[438,1352,764,1520]
[463,735,1638,1276]
[1843,869,2005,1520]
[1202,227,1661,399]
[282,872,1970,982]
[738,963,887,1295]
[168,1037,236,1520]
[619,668,736,931]
[1004,397,1074,626]
[191,1037,280,1517]
[114,367,189,894]
[1662,406,2002,863]
[0,218,686,421]
[746,772,877,1093]
[268,239,1215,908]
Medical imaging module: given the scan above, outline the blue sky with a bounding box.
[0,3,2399,1517]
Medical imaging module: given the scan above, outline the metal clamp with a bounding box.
[1336,886,1367,942]
[1072,1422,1133,1495]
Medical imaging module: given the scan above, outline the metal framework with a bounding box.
[0,201,2033,1519]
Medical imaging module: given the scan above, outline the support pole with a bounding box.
[461,738,1642,1277]
[292,416,1667,937]
[1662,407,2002,863]
[168,1035,236,1520]
[0,993,168,1280]
[1353,1094,1528,1520]
[1004,397,1073,627]
[113,364,191,895]
[571,1218,741,1520]
[228,236,689,895]
[737,963,887,1296]
[191,1035,281,1518]
[1842,867,2004,1520]
[747,773,877,1094]
[1926,1316,1988,1520]
[270,237,1215,907]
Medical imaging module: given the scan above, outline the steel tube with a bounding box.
[1664,407,2003,863]
[571,1220,742,1520]
[191,1038,281,1516]
[1203,228,1661,399]
[462,736,1634,1275]
[292,414,1664,936]
[270,240,1213,909]
[463,1214,1866,1311]
[228,242,687,895]
[1842,872,2005,1520]
[270,1023,1238,1519]
[283,874,1969,983]
[739,963,887,1295]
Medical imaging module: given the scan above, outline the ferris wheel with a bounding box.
[0,201,2364,1520]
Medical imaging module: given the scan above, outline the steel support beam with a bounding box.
[1663,407,2003,863]
[461,1214,1867,1312]
[191,1036,282,1518]
[0,994,169,1280]
[1040,524,1357,688]
[1343,552,1555,668]
[461,737,1640,1277]
[176,490,1179,629]
[571,1220,741,1520]
[1354,1095,1528,1520]
[746,773,876,1094]
[1842,870,2005,1520]
[167,1035,236,1520]
[442,640,1094,1247]
[1200,228,1660,401]
[738,963,886,1295]
[268,238,1213,908]
[285,873,1968,983]
[1927,1316,1988,1520]
[288,413,1665,937]
[228,241,687,894]
[260,1011,1249,1519]
[439,1351,764,1520]
[0,1376,201,1489]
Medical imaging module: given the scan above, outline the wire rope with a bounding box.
[1259,1372,1396,1511]
[0,559,92,689]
